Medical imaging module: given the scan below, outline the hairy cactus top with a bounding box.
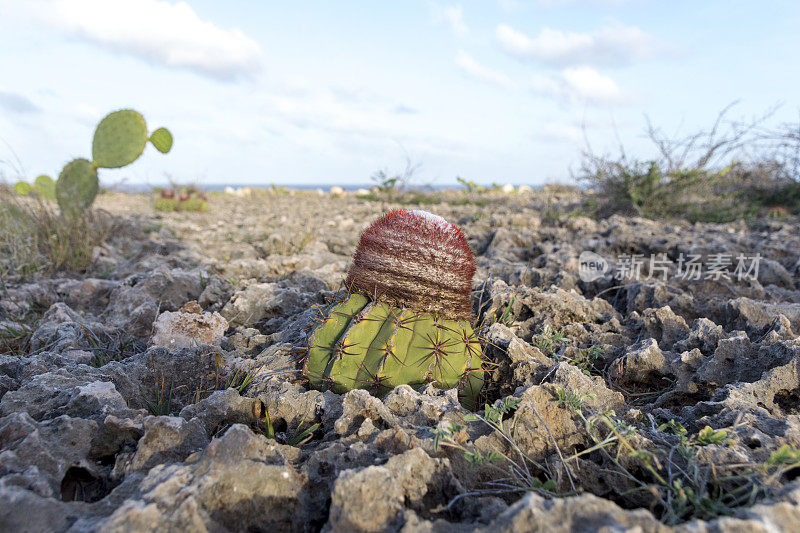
[344,209,476,320]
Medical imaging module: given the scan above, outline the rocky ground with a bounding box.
[1,188,800,532]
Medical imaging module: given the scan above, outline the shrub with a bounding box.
[580,103,800,221]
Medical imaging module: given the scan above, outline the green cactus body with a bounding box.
[13,181,34,195]
[303,209,485,409]
[34,175,56,200]
[304,293,483,408]
[92,109,148,168]
[56,158,98,215]
[149,127,173,154]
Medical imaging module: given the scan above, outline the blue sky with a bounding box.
[1,0,799,187]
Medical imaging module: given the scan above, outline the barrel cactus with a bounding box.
[301,209,485,409]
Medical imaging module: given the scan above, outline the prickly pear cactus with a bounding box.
[302,209,485,409]
[92,109,149,168]
[44,109,172,216]
[34,175,56,200]
[13,181,34,195]
[149,127,173,154]
[56,158,99,215]
[13,175,55,199]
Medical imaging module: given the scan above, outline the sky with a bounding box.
[1,0,799,187]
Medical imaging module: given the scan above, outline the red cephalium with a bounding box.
[344,209,476,320]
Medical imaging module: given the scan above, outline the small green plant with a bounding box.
[559,346,603,376]
[5,110,173,276]
[577,411,763,525]
[78,322,141,367]
[141,373,173,416]
[765,444,800,467]
[555,388,595,411]
[456,176,484,193]
[0,193,114,276]
[579,104,800,221]
[695,426,728,446]
[224,366,259,395]
[370,169,398,191]
[252,398,329,448]
[533,326,569,356]
[657,418,688,441]
[498,295,516,326]
[434,420,505,466]
[433,396,561,496]
[0,321,33,356]
[287,423,321,447]
[192,355,265,404]
[369,155,421,199]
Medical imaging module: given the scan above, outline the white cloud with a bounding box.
[537,122,583,143]
[496,23,658,66]
[455,51,515,88]
[496,0,522,11]
[0,89,40,113]
[443,5,469,36]
[49,0,263,80]
[532,66,628,105]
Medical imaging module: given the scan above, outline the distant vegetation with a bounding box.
[580,103,800,222]
[154,185,208,212]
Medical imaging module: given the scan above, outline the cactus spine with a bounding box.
[303,209,485,409]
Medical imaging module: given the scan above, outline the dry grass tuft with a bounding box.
[0,185,115,277]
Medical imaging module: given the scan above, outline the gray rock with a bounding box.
[326,448,461,533]
[0,481,79,532]
[609,338,672,388]
[383,385,463,427]
[103,268,206,339]
[179,388,258,435]
[695,334,797,387]
[481,491,666,533]
[113,416,208,475]
[197,274,233,312]
[642,306,691,350]
[221,274,327,327]
[674,318,726,355]
[334,389,398,436]
[98,424,312,532]
[0,412,97,497]
[723,297,800,335]
[757,258,795,289]
[544,362,624,411]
